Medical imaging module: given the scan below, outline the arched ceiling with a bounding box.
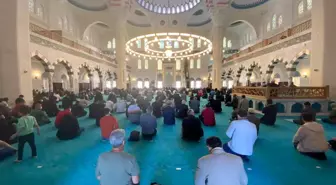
[231,0,270,9]
[68,0,108,11]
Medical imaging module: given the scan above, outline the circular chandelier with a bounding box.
[137,0,201,14]
[126,33,212,60]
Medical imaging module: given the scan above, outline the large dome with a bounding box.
[137,0,201,14]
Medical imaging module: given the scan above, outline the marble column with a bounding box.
[48,72,54,92]
[116,24,126,89]
[211,26,224,89]
[311,0,336,98]
[89,75,94,90]
[0,0,33,102]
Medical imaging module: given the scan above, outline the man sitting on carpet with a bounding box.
[224,110,257,162]
[96,129,140,185]
[293,102,316,125]
[293,112,329,160]
[162,101,175,125]
[322,103,336,124]
[260,99,277,126]
[140,106,157,140]
[199,103,216,126]
[247,109,260,135]
[127,100,142,124]
[30,101,51,126]
[182,109,204,142]
[55,102,72,129]
[176,100,189,119]
[195,136,248,185]
[100,108,119,140]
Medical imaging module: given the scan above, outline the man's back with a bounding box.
[140,113,157,134]
[116,101,126,113]
[239,99,249,111]
[226,120,257,156]
[96,152,139,185]
[195,148,247,185]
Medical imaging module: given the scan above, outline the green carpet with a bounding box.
[0,101,336,185]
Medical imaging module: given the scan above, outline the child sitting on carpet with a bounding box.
[10,105,40,162]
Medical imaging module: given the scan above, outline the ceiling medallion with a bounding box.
[126,33,212,60]
[137,0,201,14]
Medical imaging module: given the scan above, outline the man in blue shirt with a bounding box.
[140,106,157,140]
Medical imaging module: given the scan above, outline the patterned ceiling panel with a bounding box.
[136,0,201,14]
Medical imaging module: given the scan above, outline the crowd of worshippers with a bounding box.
[1,87,336,183]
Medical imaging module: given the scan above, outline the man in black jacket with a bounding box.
[182,109,204,141]
[261,99,278,126]
[293,102,316,125]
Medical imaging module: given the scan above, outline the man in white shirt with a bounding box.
[115,98,127,113]
[195,136,248,185]
[224,109,257,162]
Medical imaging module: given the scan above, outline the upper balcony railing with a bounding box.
[224,19,312,62]
[232,86,329,100]
[29,23,116,64]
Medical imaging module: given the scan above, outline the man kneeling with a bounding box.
[293,112,329,160]
[140,106,157,140]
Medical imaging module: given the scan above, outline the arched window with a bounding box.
[197,59,201,69]
[107,41,112,49]
[176,6,180,13]
[29,0,35,13]
[63,16,68,30]
[167,7,171,14]
[112,80,117,88]
[145,60,149,69]
[189,2,193,8]
[145,2,149,9]
[181,5,185,12]
[158,6,162,13]
[174,41,179,48]
[176,81,181,89]
[190,59,194,69]
[266,22,271,32]
[222,80,227,87]
[159,41,164,49]
[136,40,141,48]
[298,1,304,15]
[223,37,227,48]
[190,80,195,89]
[144,38,148,47]
[176,59,181,70]
[185,4,189,11]
[112,38,116,49]
[149,4,153,11]
[37,5,44,18]
[138,59,142,69]
[227,40,232,48]
[58,17,63,29]
[307,0,312,10]
[154,5,158,12]
[278,15,283,26]
[172,7,176,14]
[272,14,277,29]
[157,60,163,70]
[157,81,163,88]
[162,7,166,14]
[189,37,194,47]
[197,39,201,48]
[195,79,202,88]
[137,80,143,89]
[144,79,150,88]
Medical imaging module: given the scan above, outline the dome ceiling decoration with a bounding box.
[231,0,270,9]
[126,33,212,60]
[137,0,201,14]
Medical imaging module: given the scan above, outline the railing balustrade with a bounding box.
[232,86,329,100]
[29,23,115,63]
[224,19,312,62]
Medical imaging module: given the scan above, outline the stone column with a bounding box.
[116,23,126,89]
[89,75,94,90]
[0,0,33,102]
[211,25,224,89]
[311,0,336,98]
[69,74,74,92]
[99,76,104,90]
[48,72,54,92]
